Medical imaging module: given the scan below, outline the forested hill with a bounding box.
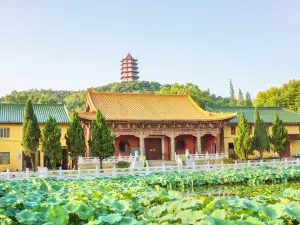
[2,80,298,113]
[0,81,230,112]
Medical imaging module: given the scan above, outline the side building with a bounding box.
[78,89,237,160]
[207,106,300,158]
[0,104,70,171]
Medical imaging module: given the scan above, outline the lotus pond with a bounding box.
[0,167,300,225]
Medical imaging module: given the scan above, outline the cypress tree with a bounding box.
[66,111,85,169]
[21,99,41,171]
[89,110,115,169]
[270,112,288,159]
[229,79,237,106]
[252,108,270,159]
[237,89,245,106]
[233,112,253,160]
[41,116,62,169]
[245,92,252,106]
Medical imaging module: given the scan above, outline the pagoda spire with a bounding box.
[120,53,139,83]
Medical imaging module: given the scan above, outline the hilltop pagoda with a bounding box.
[121,53,139,83]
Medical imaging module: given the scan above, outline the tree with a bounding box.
[41,116,62,169]
[64,92,86,112]
[21,99,41,171]
[254,87,282,107]
[253,80,300,112]
[65,112,86,169]
[229,79,236,106]
[89,110,115,169]
[270,112,288,159]
[233,112,253,160]
[245,92,252,106]
[237,89,244,106]
[156,83,229,108]
[252,108,270,159]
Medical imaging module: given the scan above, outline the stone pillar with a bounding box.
[216,133,221,153]
[40,151,44,167]
[170,136,175,161]
[139,136,145,156]
[85,124,91,157]
[197,135,202,154]
[161,137,165,160]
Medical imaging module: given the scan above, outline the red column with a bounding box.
[216,133,221,153]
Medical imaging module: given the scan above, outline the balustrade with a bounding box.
[1,158,299,181]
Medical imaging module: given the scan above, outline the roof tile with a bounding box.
[0,104,70,124]
[207,106,300,124]
[79,90,236,121]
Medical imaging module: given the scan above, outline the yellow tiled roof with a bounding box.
[79,89,237,121]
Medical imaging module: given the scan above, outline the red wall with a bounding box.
[201,135,216,154]
[115,135,139,156]
[175,135,196,155]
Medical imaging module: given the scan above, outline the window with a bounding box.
[176,139,186,150]
[119,141,130,152]
[0,128,10,138]
[231,126,236,135]
[0,152,10,164]
[58,128,62,137]
[249,126,253,135]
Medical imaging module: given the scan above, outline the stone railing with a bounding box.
[78,154,134,165]
[175,151,229,166]
[1,158,299,181]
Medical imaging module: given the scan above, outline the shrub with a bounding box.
[180,155,186,166]
[115,161,131,168]
[221,158,234,164]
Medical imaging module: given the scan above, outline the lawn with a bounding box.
[0,167,299,224]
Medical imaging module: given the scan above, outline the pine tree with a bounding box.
[252,108,270,159]
[245,92,252,106]
[89,110,115,169]
[21,99,41,171]
[237,89,244,106]
[66,112,85,169]
[229,79,237,106]
[233,112,253,160]
[41,116,62,169]
[270,112,288,159]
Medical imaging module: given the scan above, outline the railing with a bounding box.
[79,152,228,166]
[175,152,229,166]
[78,155,133,165]
[1,158,299,181]
[186,152,228,160]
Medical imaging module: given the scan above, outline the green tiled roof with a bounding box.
[0,104,70,124]
[206,106,300,124]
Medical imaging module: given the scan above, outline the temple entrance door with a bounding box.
[62,149,68,170]
[280,141,290,158]
[145,138,162,160]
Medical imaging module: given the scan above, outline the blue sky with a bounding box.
[0,1,299,98]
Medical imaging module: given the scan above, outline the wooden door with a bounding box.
[145,138,162,160]
[62,149,68,170]
[280,141,291,158]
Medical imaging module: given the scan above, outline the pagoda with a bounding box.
[120,53,139,83]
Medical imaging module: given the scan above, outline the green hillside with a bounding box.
[0,81,230,112]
